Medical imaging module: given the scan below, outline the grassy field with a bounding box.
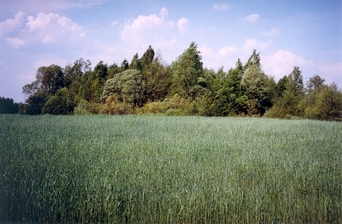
[0,114,341,223]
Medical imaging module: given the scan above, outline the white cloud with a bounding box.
[199,45,214,57]
[177,18,188,32]
[219,46,237,56]
[26,12,85,43]
[111,21,119,27]
[263,50,314,80]
[243,38,271,51]
[119,7,189,53]
[0,0,108,13]
[120,13,165,46]
[160,7,168,18]
[5,37,26,48]
[259,27,280,37]
[319,62,342,86]
[242,14,259,23]
[0,11,26,36]
[213,3,230,11]
[196,38,272,70]
[0,12,86,49]
[198,45,223,70]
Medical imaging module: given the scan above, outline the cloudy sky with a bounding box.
[0,0,341,102]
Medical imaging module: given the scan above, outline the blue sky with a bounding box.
[0,0,341,102]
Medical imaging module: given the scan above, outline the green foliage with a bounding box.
[18,43,341,120]
[74,99,103,115]
[172,42,204,98]
[276,75,288,97]
[21,64,67,115]
[64,59,92,104]
[22,64,65,98]
[103,95,134,115]
[241,65,271,116]
[1,115,341,223]
[267,67,304,118]
[142,54,172,102]
[0,97,18,114]
[210,62,246,116]
[24,91,49,115]
[93,61,108,83]
[244,49,261,69]
[129,53,142,70]
[121,59,129,71]
[305,75,325,93]
[107,63,121,79]
[90,78,102,102]
[136,94,191,115]
[42,88,75,115]
[38,65,65,95]
[301,83,342,121]
[286,66,304,97]
[102,69,145,107]
[64,58,92,88]
[140,45,155,69]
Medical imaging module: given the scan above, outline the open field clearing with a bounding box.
[0,115,341,223]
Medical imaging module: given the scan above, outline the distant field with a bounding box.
[0,115,341,223]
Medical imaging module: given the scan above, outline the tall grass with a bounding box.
[0,114,341,223]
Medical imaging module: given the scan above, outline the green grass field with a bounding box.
[0,114,341,223]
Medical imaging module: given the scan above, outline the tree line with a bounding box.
[0,97,19,114]
[2,42,342,121]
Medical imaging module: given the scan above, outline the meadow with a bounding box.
[0,114,341,223]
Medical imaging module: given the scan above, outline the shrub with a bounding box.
[74,99,103,115]
[103,95,134,115]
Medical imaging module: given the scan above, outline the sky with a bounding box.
[0,0,341,103]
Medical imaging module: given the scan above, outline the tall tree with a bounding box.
[140,45,155,70]
[42,88,75,115]
[211,59,247,116]
[102,69,146,108]
[142,54,171,102]
[172,42,204,99]
[267,67,304,117]
[275,75,288,97]
[107,62,121,79]
[129,53,142,70]
[302,83,342,121]
[64,58,92,102]
[241,65,271,115]
[244,49,261,70]
[24,91,49,115]
[121,59,129,71]
[93,61,108,83]
[22,64,65,114]
[0,97,18,114]
[306,75,325,93]
[23,64,64,96]
[64,58,91,88]
[286,66,303,97]
[38,65,65,95]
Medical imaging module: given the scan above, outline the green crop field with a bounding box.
[0,114,341,223]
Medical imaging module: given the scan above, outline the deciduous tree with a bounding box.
[172,42,204,99]
[42,88,75,115]
[102,69,146,108]
[140,45,155,70]
[0,97,18,114]
[241,65,271,115]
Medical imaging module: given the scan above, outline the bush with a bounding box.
[103,95,134,115]
[74,99,103,115]
[42,88,75,115]
[136,94,191,115]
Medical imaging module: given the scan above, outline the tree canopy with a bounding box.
[16,43,342,121]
